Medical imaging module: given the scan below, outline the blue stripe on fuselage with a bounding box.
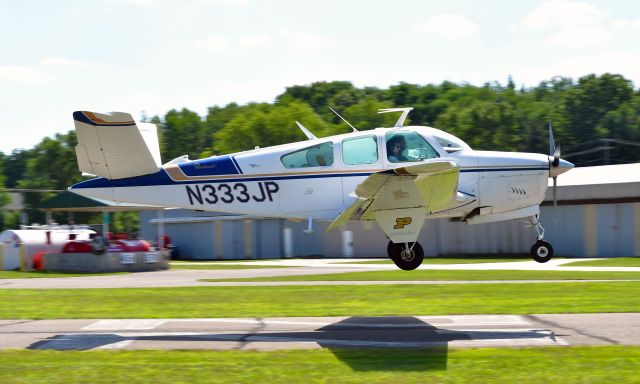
[178,155,240,177]
[70,166,548,189]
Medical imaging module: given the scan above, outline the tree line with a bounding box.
[1,73,639,229]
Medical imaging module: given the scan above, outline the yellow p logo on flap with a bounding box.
[393,217,413,229]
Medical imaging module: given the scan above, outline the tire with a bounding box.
[91,236,107,255]
[388,241,424,271]
[531,240,553,263]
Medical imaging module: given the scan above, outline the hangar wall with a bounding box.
[139,202,640,259]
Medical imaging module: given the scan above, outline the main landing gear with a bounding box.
[387,241,424,270]
[528,216,554,263]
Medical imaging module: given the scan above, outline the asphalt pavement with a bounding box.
[2,313,638,351]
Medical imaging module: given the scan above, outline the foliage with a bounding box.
[14,132,86,225]
[161,108,205,161]
[211,101,328,154]
[0,154,10,229]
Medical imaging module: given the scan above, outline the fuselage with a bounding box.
[70,126,553,221]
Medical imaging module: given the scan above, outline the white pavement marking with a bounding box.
[92,340,135,350]
[82,319,167,330]
[75,316,534,330]
[427,315,533,326]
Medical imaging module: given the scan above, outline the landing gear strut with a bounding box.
[527,215,553,263]
[387,241,424,270]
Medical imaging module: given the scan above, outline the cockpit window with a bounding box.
[385,131,439,163]
[434,136,462,149]
[281,142,334,168]
[428,130,471,152]
[342,135,379,165]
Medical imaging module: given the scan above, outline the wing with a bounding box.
[326,160,460,232]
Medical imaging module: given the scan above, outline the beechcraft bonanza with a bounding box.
[69,108,573,270]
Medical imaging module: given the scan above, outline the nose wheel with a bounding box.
[525,215,554,263]
[387,241,424,270]
[531,240,553,263]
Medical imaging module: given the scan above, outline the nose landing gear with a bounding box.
[387,241,424,270]
[527,215,554,263]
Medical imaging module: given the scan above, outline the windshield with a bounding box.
[385,131,439,163]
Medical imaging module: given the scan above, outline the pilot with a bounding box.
[387,135,408,162]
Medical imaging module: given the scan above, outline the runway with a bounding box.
[2,313,638,351]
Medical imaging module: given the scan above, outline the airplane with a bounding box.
[68,108,573,270]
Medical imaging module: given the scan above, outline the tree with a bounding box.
[200,103,243,157]
[17,132,83,224]
[211,101,328,154]
[161,108,205,161]
[563,73,634,144]
[0,154,10,231]
[277,81,358,117]
[1,149,29,189]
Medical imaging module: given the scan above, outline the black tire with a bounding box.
[387,240,394,259]
[91,236,107,255]
[388,241,424,270]
[531,240,553,263]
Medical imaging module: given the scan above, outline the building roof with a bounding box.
[545,163,640,204]
[552,163,640,187]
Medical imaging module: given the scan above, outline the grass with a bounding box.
[1,347,639,383]
[0,270,126,279]
[1,282,638,319]
[210,269,640,282]
[562,257,640,267]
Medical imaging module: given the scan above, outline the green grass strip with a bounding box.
[1,282,638,319]
[1,347,639,383]
[562,257,640,267]
[212,269,640,282]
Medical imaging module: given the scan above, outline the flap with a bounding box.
[326,160,460,231]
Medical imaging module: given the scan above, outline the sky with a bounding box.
[1,0,640,154]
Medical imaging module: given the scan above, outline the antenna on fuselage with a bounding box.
[329,107,358,132]
[378,107,413,127]
[295,121,318,140]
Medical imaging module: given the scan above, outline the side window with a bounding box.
[385,131,439,163]
[342,135,379,165]
[281,142,334,169]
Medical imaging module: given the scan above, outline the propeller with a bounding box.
[548,122,559,210]
[547,123,573,216]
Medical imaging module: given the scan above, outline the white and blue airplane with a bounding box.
[68,108,573,270]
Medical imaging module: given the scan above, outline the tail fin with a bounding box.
[73,111,162,180]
